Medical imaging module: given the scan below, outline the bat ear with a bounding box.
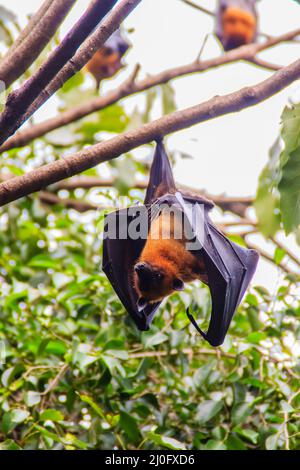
[173,278,185,291]
[137,297,148,312]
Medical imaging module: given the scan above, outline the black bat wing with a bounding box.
[144,139,176,205]
[102,207,160,330]
[102,140,175,330]
[105,29,130,57]
[175,192,259,347]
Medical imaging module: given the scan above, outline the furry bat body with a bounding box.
[86,29,130,89]
[134,206,208,308]
[216,0,258,50]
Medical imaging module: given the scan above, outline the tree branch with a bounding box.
[2,27,299,153]
[1,0,54,63]
[0,58,299,206]
[0,0,120,146]
[20,0,142,132]
[179,0,215,17]
[0,0,77,88]
[244,239,297,275]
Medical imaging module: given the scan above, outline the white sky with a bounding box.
[1,0,300,291]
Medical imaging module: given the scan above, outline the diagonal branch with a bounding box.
[0,58,299,206]
[20,0,142,133]
[0,0,77,88]
[2,26,299,153]
[0,0,119,146]
[179,0,215,17]
[1,0,54,62]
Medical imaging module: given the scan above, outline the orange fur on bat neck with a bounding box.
[133,209,207,303]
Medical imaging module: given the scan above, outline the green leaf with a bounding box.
[39,409,64,422]
[202,439,227,450]
[78,394,106,421]
[10,409,30,424]
[226,434,247,450]
[2,409,30,434]
[231,402,253,425]
[196,400,223,425]
[161,83,176,115]
[147,432,186,450]
[0,439,22,450]
[279,147,300,233]
[119,411,141,443]
[246,331,267,344]
[234,427,258,444]
[254,138,282,237]
[265,433,279,450]
[144,332,168,348]
[28,254,58,269]
[25,391,41,407]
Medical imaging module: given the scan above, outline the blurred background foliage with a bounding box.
[0,4,300,451]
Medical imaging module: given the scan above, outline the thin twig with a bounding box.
[40,363,69,396]
[129,348,235,359]
[179,0,215,17]
[271,236,300,269]
[245,239,298,276]
[195,34,210,62]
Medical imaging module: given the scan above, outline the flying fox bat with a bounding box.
[102,141,259,347]
[216,0,258,51]
[86,29,130,90]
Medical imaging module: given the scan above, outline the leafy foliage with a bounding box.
[0,5,299,452]
[255,102,300,237]
[0,156,300,449]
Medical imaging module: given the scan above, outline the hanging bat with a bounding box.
[85,29,130,90]
[216,0,258,51]
[102,141,259,347]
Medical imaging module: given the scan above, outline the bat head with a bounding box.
[85,29,130,87]
[221,6,256,49]
[133,261,185,307]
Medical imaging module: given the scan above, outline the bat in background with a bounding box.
[102,141,259,347]
[216,0,258,51]
[85,29,130,90]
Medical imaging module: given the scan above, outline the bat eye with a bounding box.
[173,278,185,291]
[103,47,114,57]
[156,273,164,282]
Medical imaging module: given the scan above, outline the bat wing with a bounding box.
[102,140,174,330]
[144,140,176,205]
[175,192,259,347]
[102,206,161,330]
[105,28,130,57]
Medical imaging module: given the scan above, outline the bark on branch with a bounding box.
[0,58,299,206]
[180,0,215,17]
[0,0,77,88]
[1,26,299,153]
[20,0,142,133]
[0,0,120,146]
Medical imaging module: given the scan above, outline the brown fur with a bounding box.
[222,7,256,47]
[85,48,122,89]
[134,208,207,302]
